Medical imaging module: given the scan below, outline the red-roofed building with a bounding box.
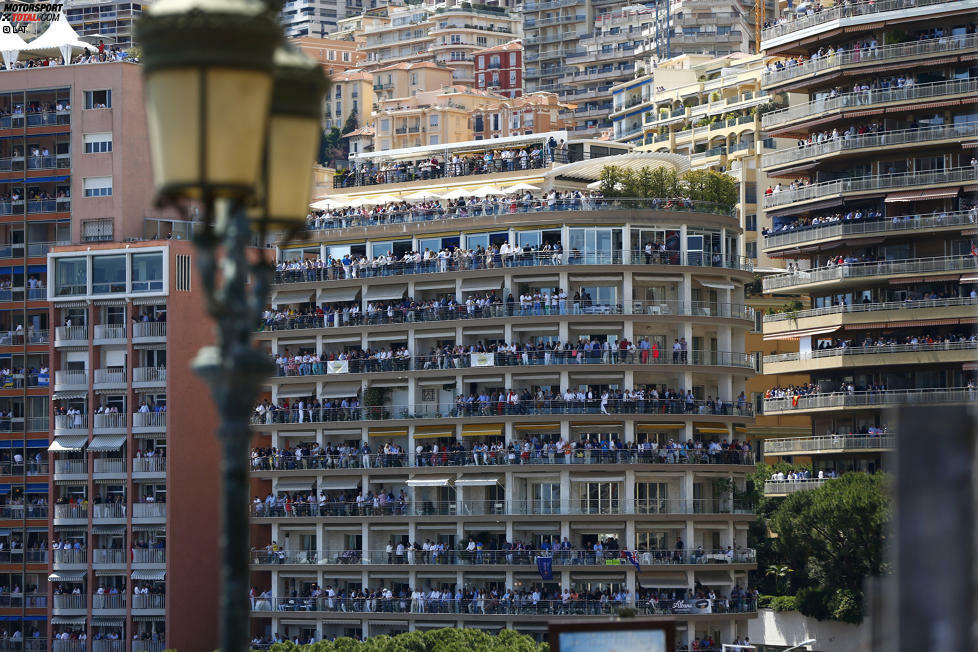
[473,41,523,99]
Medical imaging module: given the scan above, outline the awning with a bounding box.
[844,318,963,329]
[275,479,316,492]
[414,280,455,291]
[637,423,685,430]
[460,278,503,292]
[461,424,503,437]
[276,385,316,399]
[272,289,315,306]
[514,422,561,431]
[695,427,730,434]
[364,285,407,301]
[413,431,457,440]
[763,325,840,341]
[842,108,886,118]
[131,569,165,581]
[91,617,125,627]
[320,287,361,302]
[87,435,126,452]
[517,275,560,283]
[93,525,124,534]
[454,477,502,486]
[50,436,88,452]
[318,478,361,490]
[960,275,978,283]
[48,570,86,581]
[368,428,407,438]
[320,384,360,399]
[54,390,88,399]
[406,477,454,487]
[886,188,961,202]
[698,282,735,290]
[51,616,86,625]
[571,476,624,482]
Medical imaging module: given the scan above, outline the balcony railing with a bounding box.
[763,296,978,324]
[251,547,757,566]
[54,504,87,520]
[762,255,978,291]
[253,447,756,471]
[53,594,87,611]
[54,325,88,345]
[93,367,127,387]
[93,324,126,341]
[93,548,126,564]
[133,321,167,339]
[53,548,87,565]
[133,548,166,564]
[763,387,976,412]
[54,414,88,433]
[255,400,754,425]
[762,78,978,129]
[132,593,166,610]
[764,434,894,455]
[132,642,166,652]
[133,366,167,385]
[93,458,127,474]
[0,504,47,519]
[92,593,127,610]
[54,459,86,475]
[93,503,126,519]
[760,0,966,42]
[252,498,752,518]
[763,123,978,169]
[764,479,828,495]
[53,640,88,652]
[94,412,127,431]
[92,640,126,652]
[253,596,757,615]
[54,369,88,389]
[133,456,166,473]
[764,341,977,365]
[764,166,978,210]
[763,210,976,250]
[260,301,755,332]
[763,32,978,86]
[133,411,167,430]
[133,502,166,519]
[0,640,46,652]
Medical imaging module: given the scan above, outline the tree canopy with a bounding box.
[257,628,548,652]
[598,166,738,210]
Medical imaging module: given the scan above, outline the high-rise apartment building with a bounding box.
[249,148,760,648]
[280,0,362,38]
[473,41,523,99]
[757,0,978,488]
[64,1,144,49]
[47,240,220,652]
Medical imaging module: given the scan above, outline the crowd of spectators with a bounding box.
[4,42,136,71]
[814,331,976,351]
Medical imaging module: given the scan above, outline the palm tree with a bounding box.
[766,564,794,594]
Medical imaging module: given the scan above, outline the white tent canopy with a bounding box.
[0,19,28,70]
[22,14,96,65]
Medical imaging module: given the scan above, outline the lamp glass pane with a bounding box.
[205,68,272,194]
[267,115,318,226]
[144,68,201,195]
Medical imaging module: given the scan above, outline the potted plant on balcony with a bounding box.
[364,387,388,420]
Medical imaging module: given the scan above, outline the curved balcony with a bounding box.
[260,301,756,334]
[763,341,977,374]
[254,400,754,426]
[250,547,756,567]
[763,167,978,212]
[762,124,978,172]
[762,210,975,253]
[763,387,975,414]
[762,32,978,88]
[761,78,978,131]
[273,350,756,381]
[762,254,978,292]
[762,296,977,329]
[764,434,894,456]
[764,479,828,496]
[251,498,752,519]
[760,0,973,47]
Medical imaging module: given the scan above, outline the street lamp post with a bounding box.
[136,1,325,650]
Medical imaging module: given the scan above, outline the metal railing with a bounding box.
[763,296,978,323]
[256,400,754,425]
[253,448,756,471]
[93,503,126,519]
[132,594,166,610]
[133,321,167,339]
[0,640,45,652]
[133,502,166,519]
[274,349,755,377]
[93,458,127,474]
[763,479,827,494]
[251,547,757,566]
[94,413,127,430]
[763,387,976,412]
[764,434,894,454]
[132,642,166,652]
[763,123,978,169]
[54,459,86,475]
[763,33,978,86]
[133,412,167,429]
[134,366,167,384]
[94,367,127,386]
[261,301,755,332]
[93,323,126,340]
[54,414,88,432]
[763,210,976,249]
[0,329,49,345]
[761,0,966,41]
[762,77,978,129]
[92,640,125,652]
[133,457,166,473]
[26,416,48,432]
[54,369,87,388]
[53,594,87,610]
[54,325,88,344]
[133,548,166,564]
[764,341,977,364]
[92,593,126,610]
[307,197,734,232]
[53,548,87,565]
[93,548,126,564]
[252,596,757,615]
[252,498,753,518]
[763,254,978,290]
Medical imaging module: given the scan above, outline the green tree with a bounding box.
[765,564,794,595]
[680,169,738,209]
[253,628,549,652]
[768,472,890,623]
[341,111,359,136]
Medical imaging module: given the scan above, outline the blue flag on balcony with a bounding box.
[536,556,553,581]
[624,550,641,572]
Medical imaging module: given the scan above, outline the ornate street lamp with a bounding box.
[137,2,325,650]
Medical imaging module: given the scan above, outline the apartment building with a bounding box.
[360,5,519,85]
[64,1,143,49]
[47,240,220,652]
[250,149,759,647]
[470,92,576,140]
[372,85,502,150]
[370,62,454,104]
[325,70,374,133]
[473,41,523,99]
[292,37,365,75]
[641,0,753,62]
[279,0,361,38]
[757,0,978,492]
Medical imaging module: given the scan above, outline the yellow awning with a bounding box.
[514,423,561,431]
[368,429,407,438]
[695,427,730,434]
[637,423,685,431]
[413,432,458,440]
[734,427,747,433]
[461,424,503,437]
[416,425,456,435]
[570,421,623,428]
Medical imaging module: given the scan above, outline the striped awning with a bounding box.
[49,570,86,581]
[637,423,685,430]
[763,325,840,340]
[367,428,407,438]
[460,424,503,437]
[131,569,165,581]
[886,188,961,202]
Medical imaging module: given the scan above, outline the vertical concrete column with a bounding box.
[560,469,571,517]
[623,270,633,314]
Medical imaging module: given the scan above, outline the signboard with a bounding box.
[470,352,495,367]
[550,620,674,652]
[326,360,349,374]
[668,598,713,615]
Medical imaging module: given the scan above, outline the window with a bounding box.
[175,254,191,292]
[82,218,113,242]
[410,72,417,85]
[450,34,461,44]
[511,114,520,129]
[477,73,484,86]
[342,51,351,62]
[509,70,516,85]
[132,252,164,293]
[54,257,86,297]
[380,119,390,132]
[83,133,112,153]
[746,241,757,259]
[91,254,126,294]
[83,89,111,109]
[429,135,439,145]
[429,114,439,127]
[83,177,112,197]
[744,214,756,231]
[477,56,484,68]
[334,85,342,99]
[509,52,516,66]
[326,49,335,60]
